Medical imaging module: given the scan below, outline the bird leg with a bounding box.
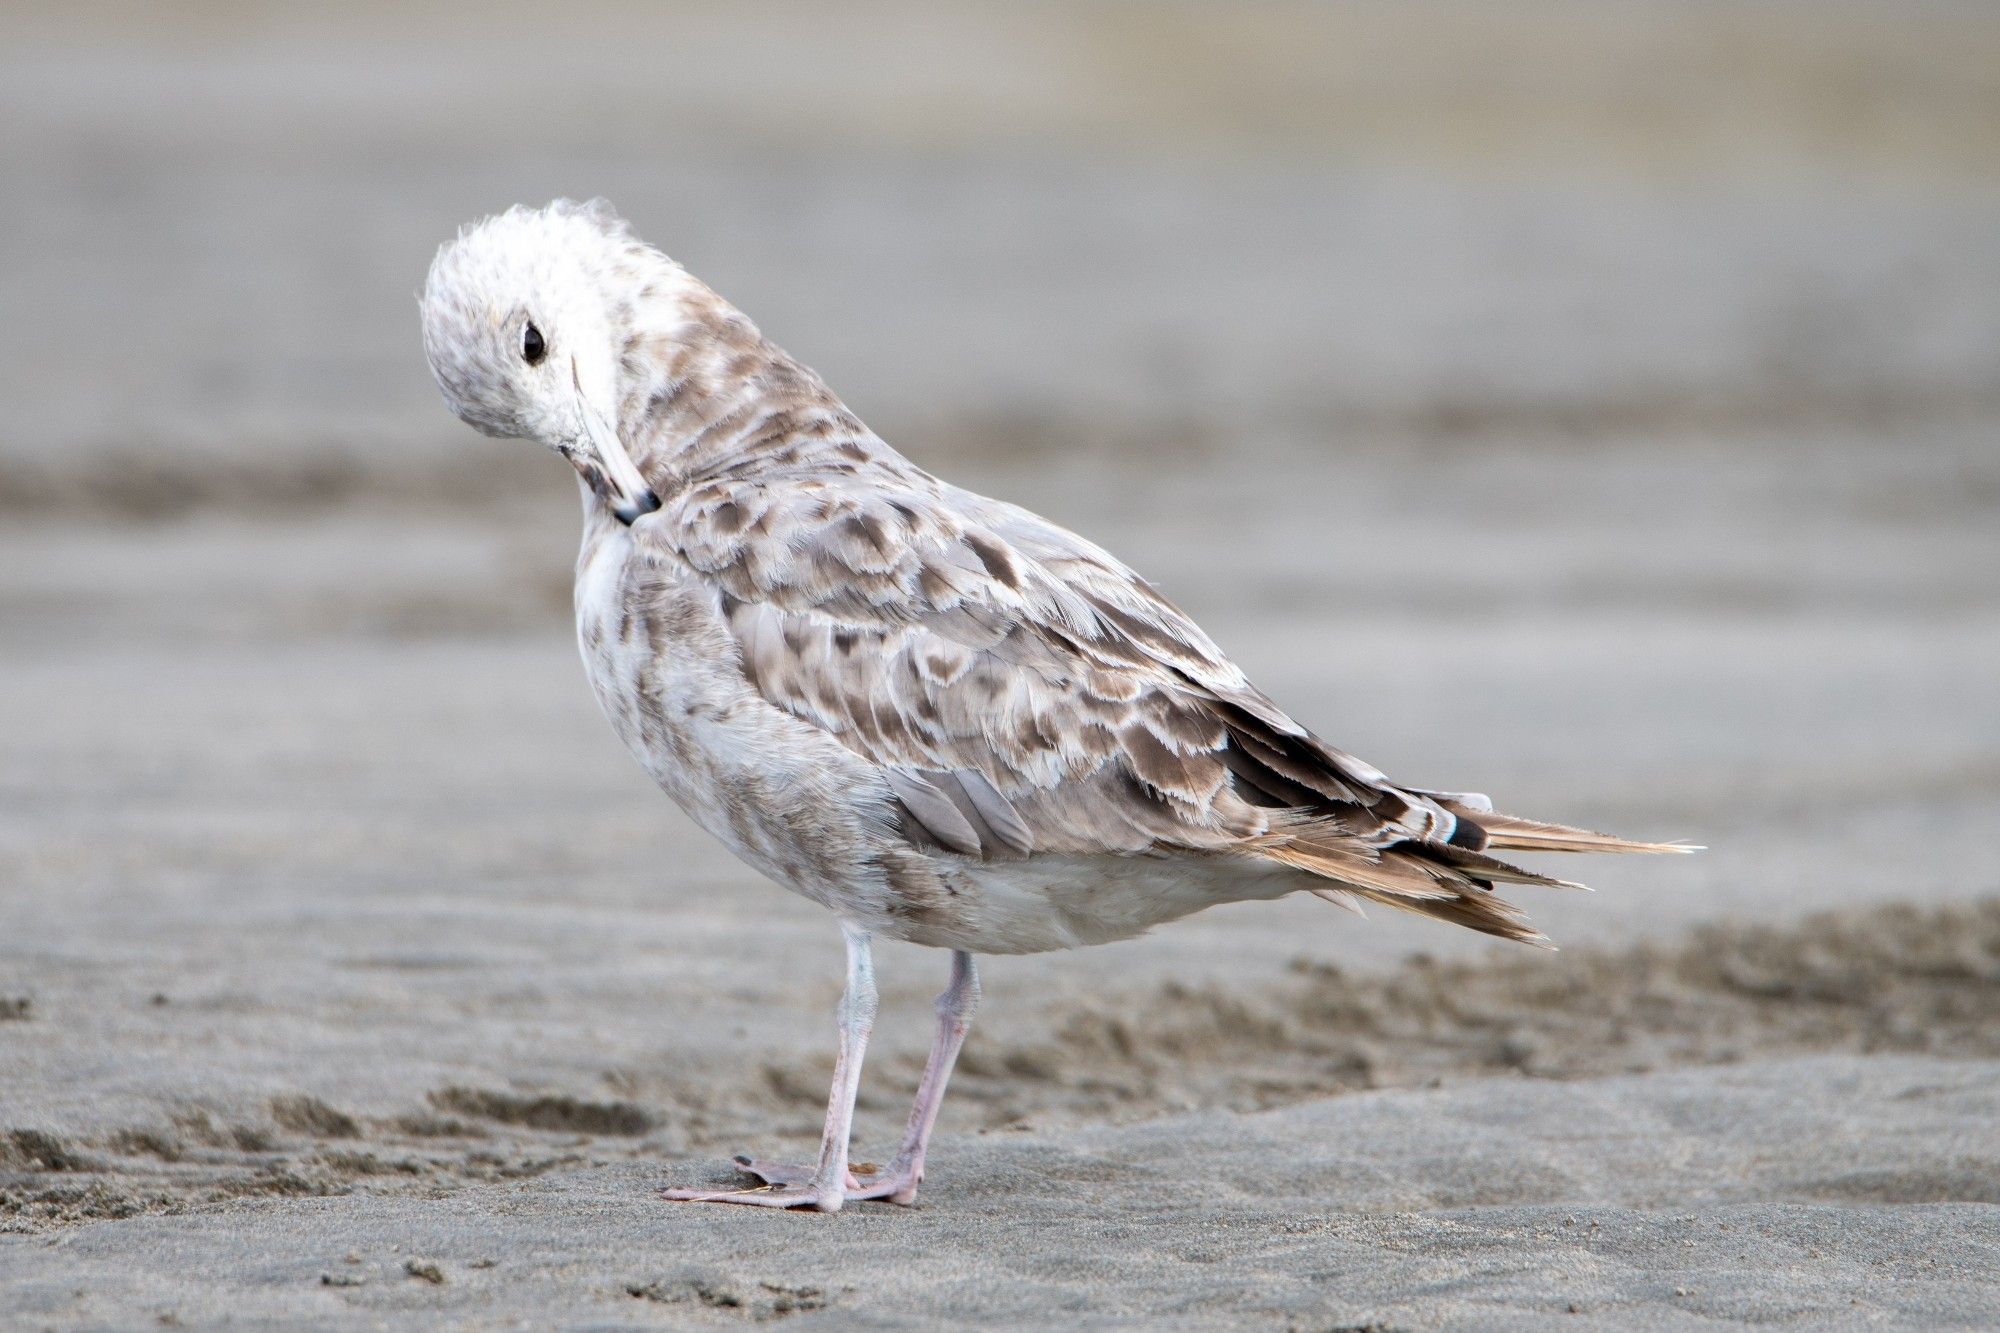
[662,924,877,1212]
[868,949,978,1204]
[676,948,981,1210]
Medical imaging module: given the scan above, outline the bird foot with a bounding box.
[659,1181,843,1210]
[660,1154,920,1209]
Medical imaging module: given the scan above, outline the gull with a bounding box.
[419,199,1692,1212]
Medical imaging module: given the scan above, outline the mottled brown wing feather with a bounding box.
[647,465,1460,865]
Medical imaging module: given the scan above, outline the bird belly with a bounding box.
[901,852,1300,955]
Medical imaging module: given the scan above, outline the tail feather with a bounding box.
[1455,809,1701,856]
[1258,803,1695,948]
[1431,843,1590,891]
[1262,836,1552,946]
[1309,886,1368,917]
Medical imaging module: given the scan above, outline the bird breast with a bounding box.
[571,513,921,926]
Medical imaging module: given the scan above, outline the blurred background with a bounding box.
[3,0,1998,1175]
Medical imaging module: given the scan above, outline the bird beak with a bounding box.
[570,363,661,526]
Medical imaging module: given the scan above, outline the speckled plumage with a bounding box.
[420,199,1691,1209]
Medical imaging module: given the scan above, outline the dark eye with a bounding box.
[521,321,547,365]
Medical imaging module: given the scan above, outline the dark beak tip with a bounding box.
[614,488,663,526]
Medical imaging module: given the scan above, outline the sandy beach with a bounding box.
[4,3,1999,1327]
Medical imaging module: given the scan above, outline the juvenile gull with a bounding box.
[419,199,1693,1212]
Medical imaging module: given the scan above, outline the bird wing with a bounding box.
[643,461,1464,867]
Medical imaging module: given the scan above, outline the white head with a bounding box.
[420,199,662,523]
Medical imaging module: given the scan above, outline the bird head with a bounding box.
[420,198,662,524]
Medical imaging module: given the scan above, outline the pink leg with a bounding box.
[869,950,978,1204]
[736,951,978,1204]
[662,924,877,1212]
[665,944,979,1210]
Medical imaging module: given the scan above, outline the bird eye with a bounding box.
[521,321,548,365]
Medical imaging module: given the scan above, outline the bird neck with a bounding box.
[614,270,872,491]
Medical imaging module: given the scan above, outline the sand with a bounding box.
[5,2,2000,1327]
[4,1057,1997,1329]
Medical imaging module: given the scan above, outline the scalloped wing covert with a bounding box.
[639,461,1468,871]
